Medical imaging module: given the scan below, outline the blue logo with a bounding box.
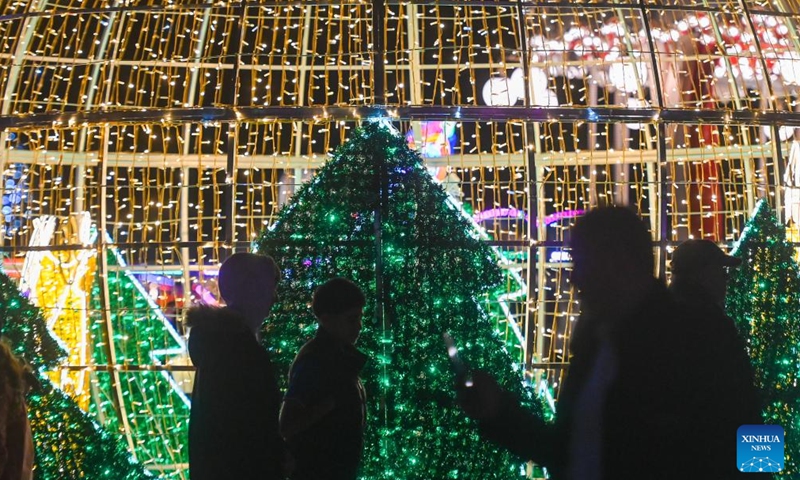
[737,425,784,473]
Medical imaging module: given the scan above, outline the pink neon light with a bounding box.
[473,208,584,225]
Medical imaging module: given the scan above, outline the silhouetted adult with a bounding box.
[280,278,368,480]
[670,240,764,473]
[187,253,284,480]
[458,207,753,479]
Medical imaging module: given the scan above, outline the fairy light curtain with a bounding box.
[0,1,797,478]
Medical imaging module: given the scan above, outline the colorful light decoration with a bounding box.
[727,200,800,480]
[472,207,585,226]
[258,123,546,479]
[480,10,800,107]
[0,269,147,479]
[0,3,795,476]
[16,212,191,477]
[88,238,191,478]
[406,121,459,159]
[23,213,97,410]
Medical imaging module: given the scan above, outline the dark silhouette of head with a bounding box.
[569,206,654,318]
[670,239,741,307]
[218,252,280,329]
[312,278,366,345]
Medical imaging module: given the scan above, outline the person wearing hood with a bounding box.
[279,278,368,480]
[187,252,284,480]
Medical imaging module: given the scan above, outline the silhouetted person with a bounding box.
[670,239,743,307]
[0,340,33,480]
[670,240,765,472]
[670,239,742,308]
[187,253,284,480]
[280,278,368,480]
[458,207,755,479]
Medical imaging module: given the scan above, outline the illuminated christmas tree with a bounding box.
[88,245,191,478]
[257,122,544,479]
[0,270,146,479]
[727,199,800,478]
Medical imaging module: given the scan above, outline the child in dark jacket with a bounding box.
[280,278,368,480]
[187,253,284,480]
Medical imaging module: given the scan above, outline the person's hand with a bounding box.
[456,370,504,421]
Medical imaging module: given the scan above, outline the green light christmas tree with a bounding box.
[0,270,147,479]
[257,122,544,479]
[727,199,800,477]
[88,246,191,478]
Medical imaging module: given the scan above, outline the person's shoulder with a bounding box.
[290,336,336,374]
[625,282,688,343]
[292,336,325,362]
[186,305,245,330]
[187,306,254,367]
[637,281,683,325]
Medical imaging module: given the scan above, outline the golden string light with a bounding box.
[0,1,798,478]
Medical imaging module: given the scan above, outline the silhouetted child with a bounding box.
[280,278,368,480]
[187,253,284,479]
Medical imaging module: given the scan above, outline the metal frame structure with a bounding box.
[1,1,798,477]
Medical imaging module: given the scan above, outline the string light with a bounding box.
[0,3,796,478]
[88,245,191,476]
[258,123,547,479]
[728,200,800,479]
[0,270,147,479]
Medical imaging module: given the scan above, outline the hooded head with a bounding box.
[218,252,280,332]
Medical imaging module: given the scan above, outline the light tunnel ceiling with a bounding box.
[1,0,800,129]
[2,3,799,478]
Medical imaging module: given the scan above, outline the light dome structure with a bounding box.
[1,0,799,477]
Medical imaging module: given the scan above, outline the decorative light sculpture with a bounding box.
[0,1,796,478]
